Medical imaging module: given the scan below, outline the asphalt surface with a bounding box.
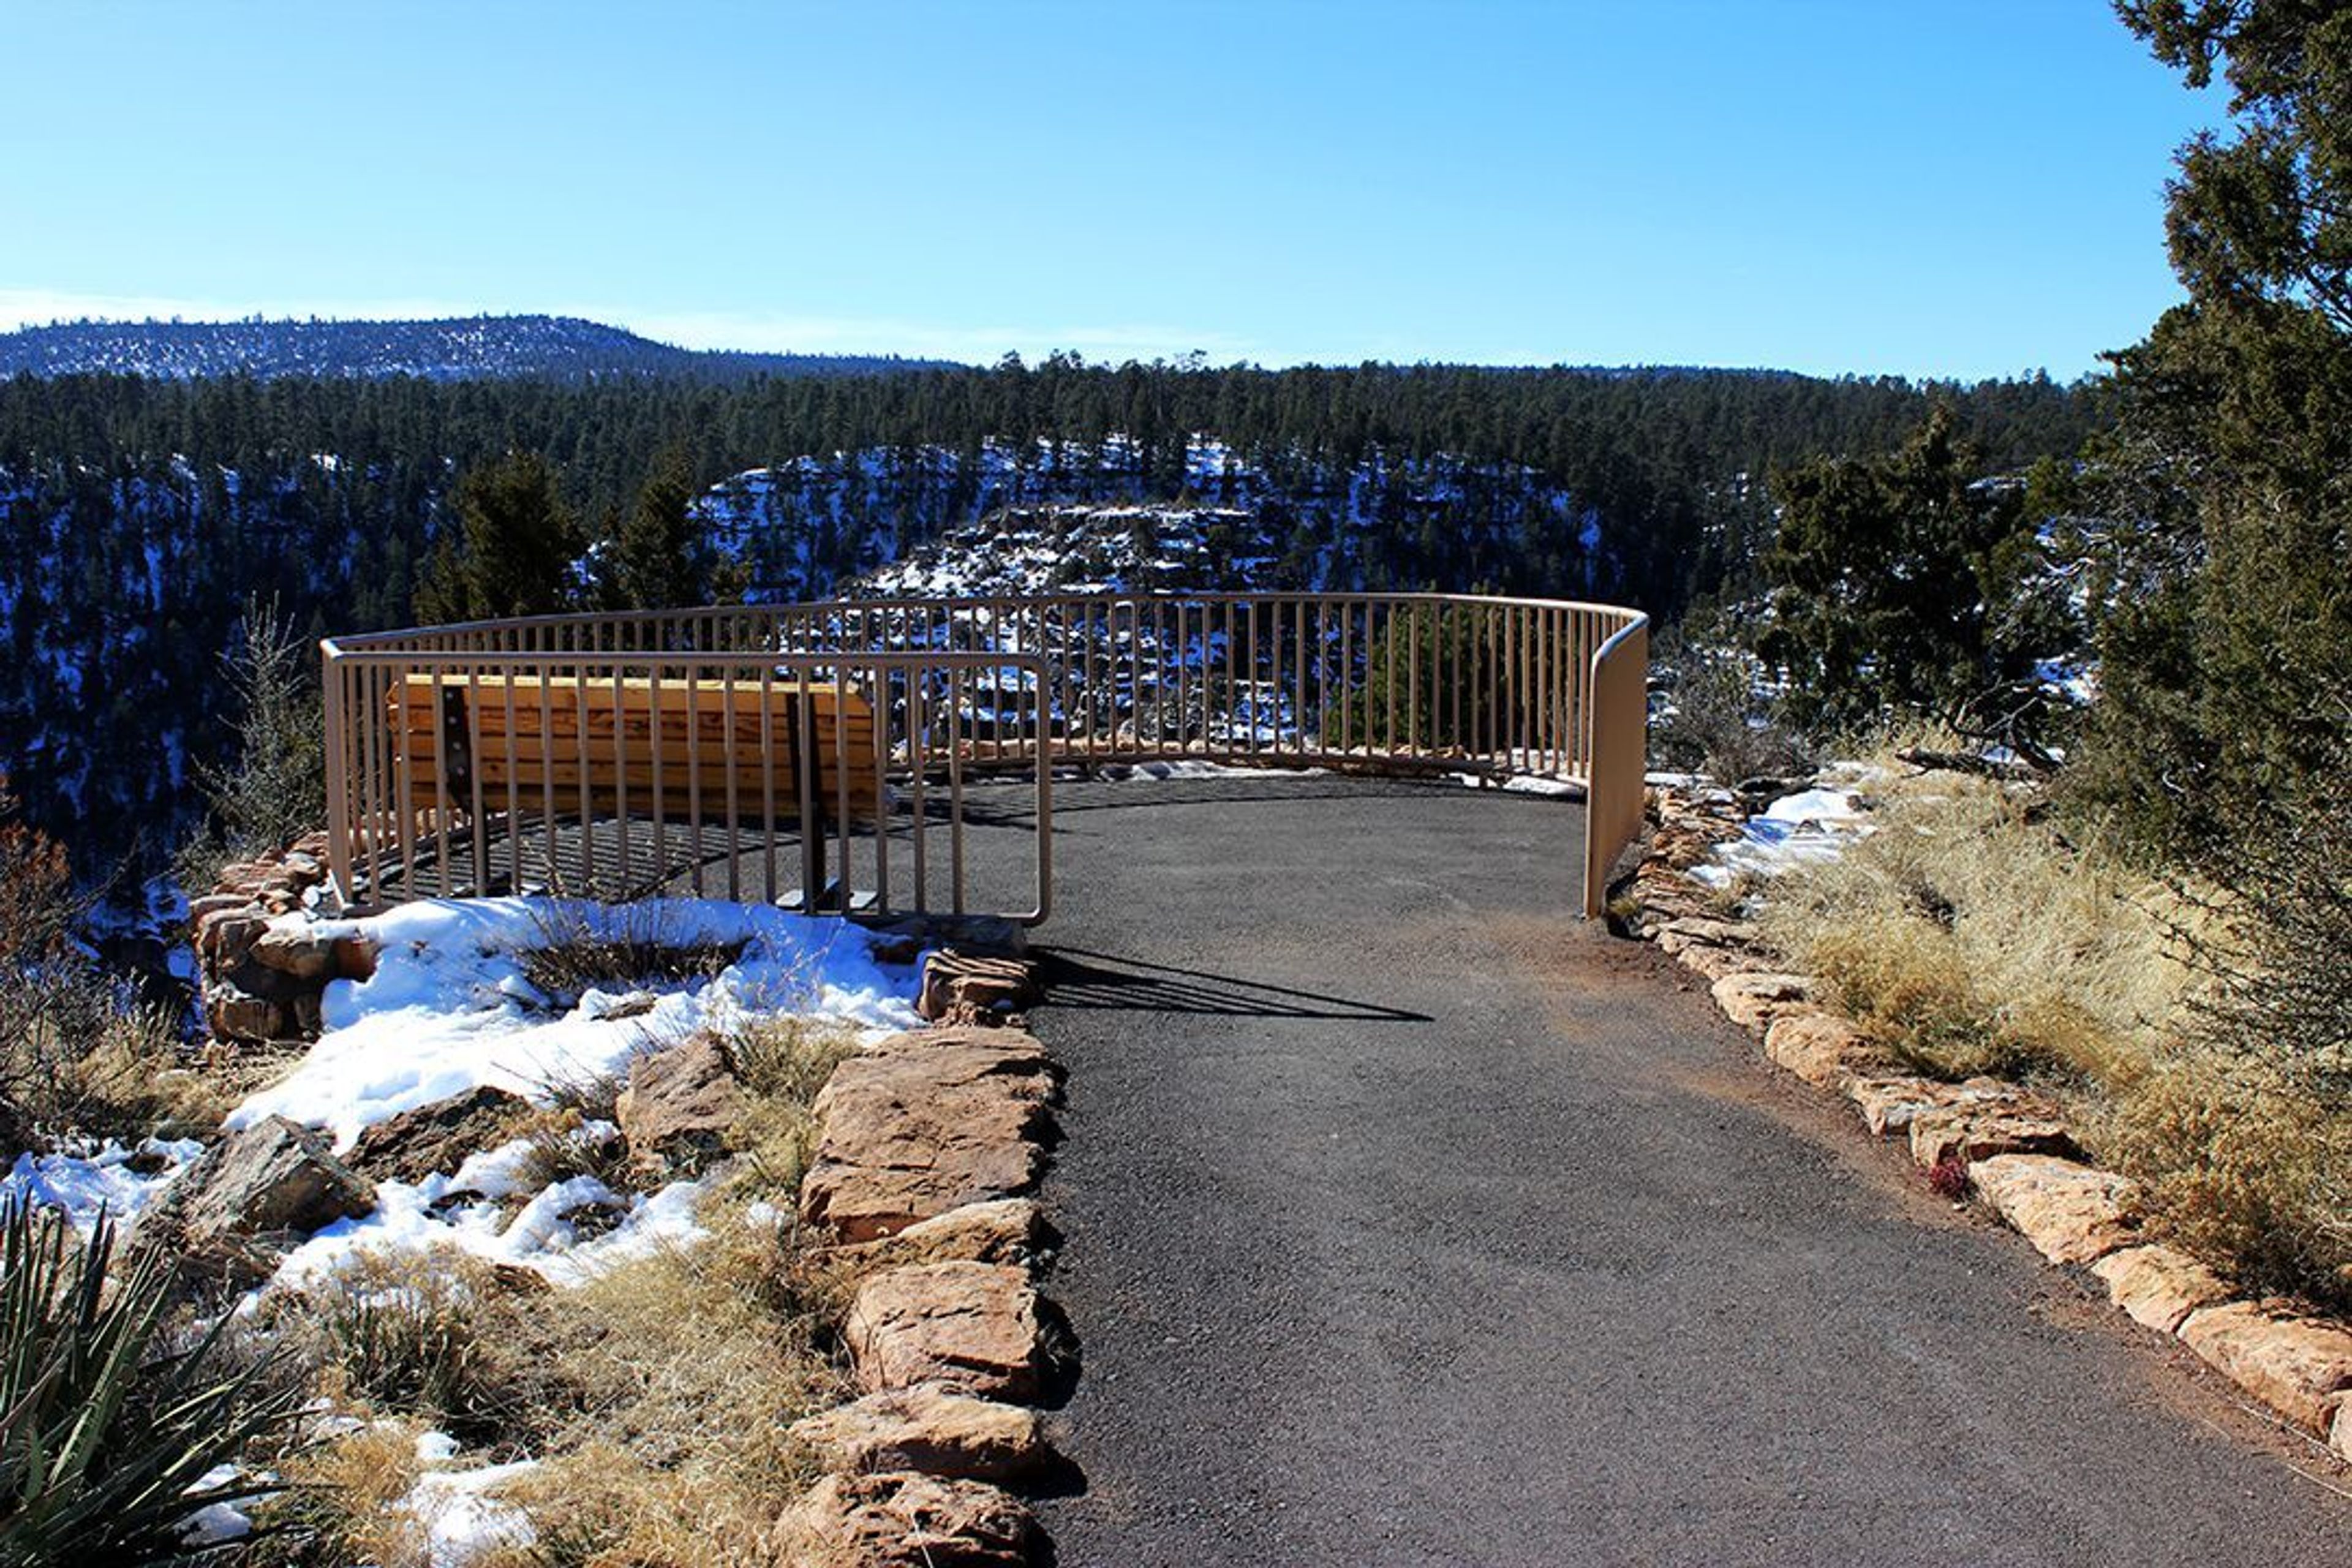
[1000,774,2351,1568]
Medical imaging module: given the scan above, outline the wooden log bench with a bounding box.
[386,676,881,888]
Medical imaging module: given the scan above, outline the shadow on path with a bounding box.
[1035,948,1432,1023]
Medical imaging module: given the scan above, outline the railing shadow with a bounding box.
[1035,947,1432,1023]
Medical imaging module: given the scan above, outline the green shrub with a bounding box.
[0,1197,297,1565]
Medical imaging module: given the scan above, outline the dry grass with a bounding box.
[251,997,865,1565]
[459,1211,851,1567]
[1759,751,2352,1308]
[720,1012,861,1200]
[0,980,227,1150]
[245,1420,431,1567]
[1759,768,2191,1085]
[517,900,744,1011]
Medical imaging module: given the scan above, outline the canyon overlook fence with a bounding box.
[320,593,1649,924]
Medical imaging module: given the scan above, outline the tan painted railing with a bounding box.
[322,592,1648,923]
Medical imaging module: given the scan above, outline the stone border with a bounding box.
[1624,783,2352,1469]
[783,951,1072,1565]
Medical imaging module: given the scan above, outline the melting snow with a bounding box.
[0,1138,206,1233]
[227,897,919,1153]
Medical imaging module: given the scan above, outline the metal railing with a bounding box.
[322,592,1648,923]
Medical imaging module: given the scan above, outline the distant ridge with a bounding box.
[0,312,954,382]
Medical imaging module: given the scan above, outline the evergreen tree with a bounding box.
[605,449,714,611]
[1755,408,2071,747]
[415,450,581,623]
[2077,1,2352,858]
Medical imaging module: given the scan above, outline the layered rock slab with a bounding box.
[790,1384,1057,1485]
[801,1028,1060,1244]
[845,1261,1070,1404]
[2178,1300,2352,1435]
[1968,1155,2136,1264]
[780,1471,1039,1567]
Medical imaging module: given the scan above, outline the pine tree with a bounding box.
[415,450,581,623]
[1755,407,2070,748]
[605,450,713,611]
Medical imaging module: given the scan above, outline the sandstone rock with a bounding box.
[1709,971,1817,1035]
[198,910,270,965]
[1967,1155,2136,1264]
[1907,1094,2074,1172]
[1763,1012,1886,1089]
[1844,1075,1947,1136]
[2090,1245,2235,1334]
[917,951,1041,1023]
[130,1116,376,1285]
[332,935,378,981]
[1672,942,1779,982]
[616,1033,744,1175]
[1843,1073,2028,1140]
[829,1199,1061,1277]
[345,1085,532,1186]
[2178,1300,2352,1434]
[247,919,339,981]
[789,1384,1056,1485]
[801,1030,1058,1244]
[845,1262,1069,1403]
[1655,916,1755,954]
[206,987,288,1044]
[2334,1399,2352,1465]
[780,1471,1038,1568]
[187,893,257,925]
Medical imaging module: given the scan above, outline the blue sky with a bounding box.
[2,1,2220,379]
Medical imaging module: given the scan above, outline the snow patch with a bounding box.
[0,1138,206,1234]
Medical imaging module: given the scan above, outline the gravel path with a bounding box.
[1014,774,2350,1567]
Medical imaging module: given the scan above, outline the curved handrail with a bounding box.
[322,590,1648,921]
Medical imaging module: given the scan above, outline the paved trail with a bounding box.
[1011,775,2349,1568]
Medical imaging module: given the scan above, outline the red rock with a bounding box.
[789,1384,1057,1485]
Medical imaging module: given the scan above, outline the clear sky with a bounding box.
[1,1,2222,379]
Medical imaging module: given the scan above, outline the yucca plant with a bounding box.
[0,1196,298,1566]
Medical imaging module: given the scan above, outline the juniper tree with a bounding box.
[2076,1,2352,858]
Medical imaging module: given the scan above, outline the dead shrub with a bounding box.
[1653,636,1814,785]
[0,782,223,1153]
[517,901,743,1011]
[0,972,225,1152]
[2087,1055,2352,1313]
[243,1420,430,1568]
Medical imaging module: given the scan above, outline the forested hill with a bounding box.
[0,359,2096,878]
[0,315,946,382]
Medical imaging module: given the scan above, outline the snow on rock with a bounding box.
[227,897,920,1153]
[1687,773,1879,889]
[177,1463,262,1547]
[265,1145,717,1293]
[1,1138,206,1234]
